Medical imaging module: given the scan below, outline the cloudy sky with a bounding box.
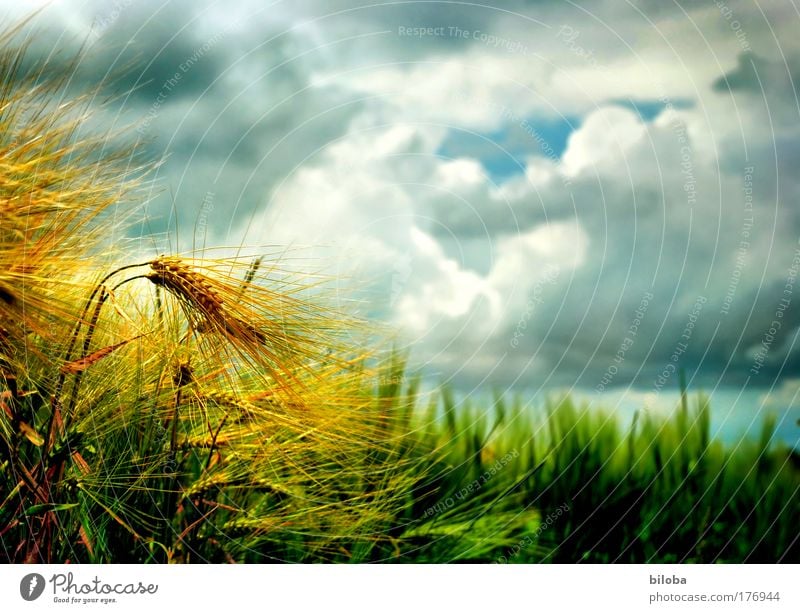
[5,1,800,443]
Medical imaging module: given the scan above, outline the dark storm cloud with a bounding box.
[713,51,800,99]
[73,2,370,241]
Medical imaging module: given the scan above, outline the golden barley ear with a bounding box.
[136,254,369,396]
[147,257,225,319]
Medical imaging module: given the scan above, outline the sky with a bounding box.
[3,0,800,444]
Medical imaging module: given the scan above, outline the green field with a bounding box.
[2,347,797,562]
[369,370,799,563]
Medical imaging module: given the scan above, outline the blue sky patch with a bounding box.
[607,97,695,121]
[436,99,694,182]
[435,114,579,182]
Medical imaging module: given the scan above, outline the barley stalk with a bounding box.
[199,390,259,420]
